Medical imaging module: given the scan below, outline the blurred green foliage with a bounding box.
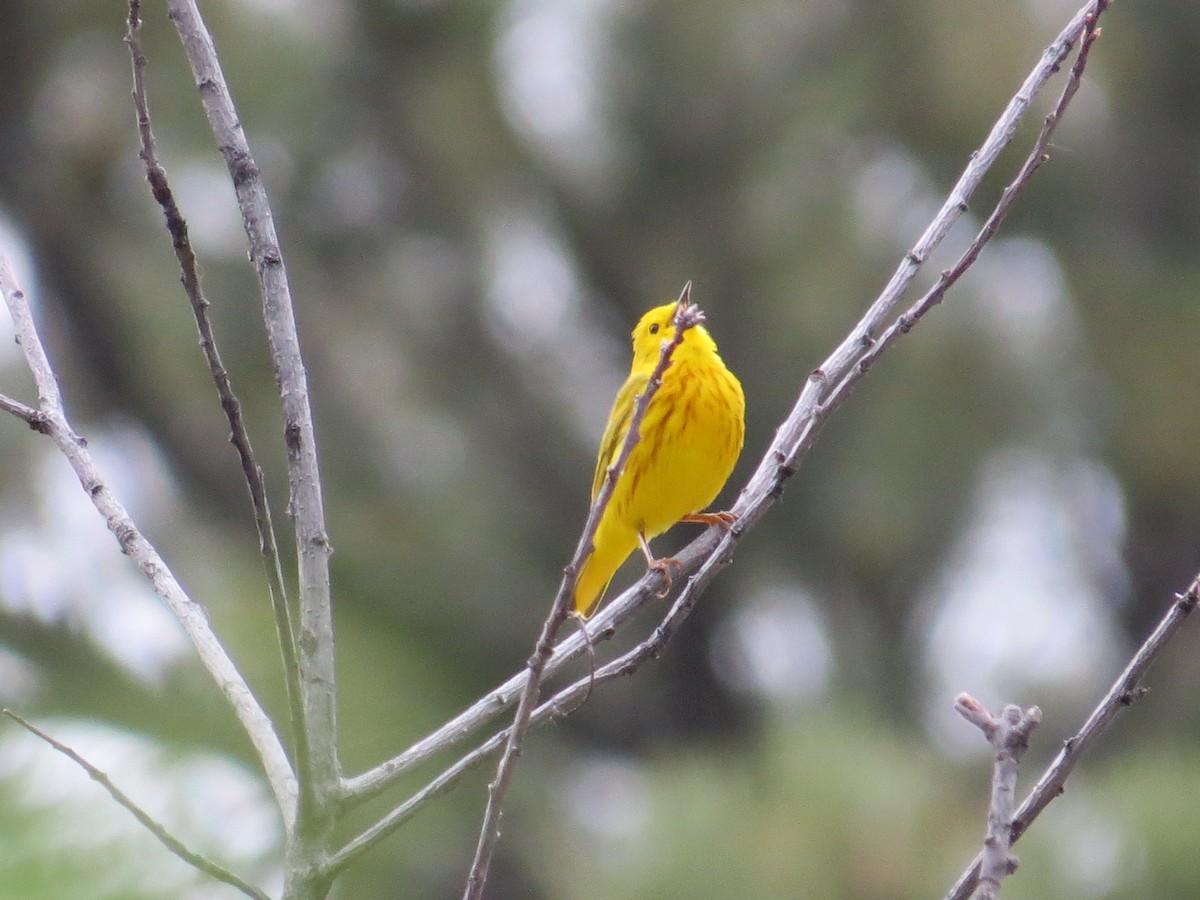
[1,0,1200,897]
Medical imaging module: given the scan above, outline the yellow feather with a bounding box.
[574,301,745,617]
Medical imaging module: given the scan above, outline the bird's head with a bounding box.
[630,301,717,370]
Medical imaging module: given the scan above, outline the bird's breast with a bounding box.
[614,355,745,537]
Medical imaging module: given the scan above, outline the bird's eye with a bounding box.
[649,323,660,335]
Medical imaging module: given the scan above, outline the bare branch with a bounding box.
[462,284,704,899]
[330,524,736,874]
[124,0,308,823]
[0,392,47,431]
[797,0,1110,474]
[954,698,1042,900]
[943,576,1199,900]
[0,0,1126,896]
[3,709,271,900]
[341,0,1117,824]
[164,0,340,815]
[0,249,297,823]
[735,0,1109,530]
[339,572,656,805]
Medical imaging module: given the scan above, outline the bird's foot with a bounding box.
[647,556,682,598]
[681,510,738,529]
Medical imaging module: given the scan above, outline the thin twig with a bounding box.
[2,710,271,900]
[0,392,47,431]
[943,575,1198,900]
[0,250,298,822]
[339,572,653,806]
[954,698,1042,900]
[0,0,1119,893]
[329,481,736,876]
[124,0,308,827]
[339,0,1117,818]
[164,0,340,819]
[796,0,1110,474]
[462,284,704,900]
[328,629,671,874]
[329,468,1186,884]
[734,0,1108,531]
[758,0,1103,461]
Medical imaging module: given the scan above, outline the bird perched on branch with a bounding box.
[574,293,745,617]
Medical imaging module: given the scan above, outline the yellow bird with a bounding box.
[574,299,745,617]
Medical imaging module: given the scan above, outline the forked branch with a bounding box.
[954,698,1042,900]
[943,578,1198,900]
[340,0,1116,858]
[164,0,340,821]
[124,0,308,828]
[0,1,1124,898]
[0,251,297,822]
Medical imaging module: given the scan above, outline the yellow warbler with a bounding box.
[574,300,745,617]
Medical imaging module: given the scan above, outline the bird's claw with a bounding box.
[648,556,682,598]
[682,510,739,529]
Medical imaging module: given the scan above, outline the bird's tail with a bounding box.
[573,531,636,618]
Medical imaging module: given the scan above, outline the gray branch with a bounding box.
[0,392,45,430]
[125,0,308,827]
[0,0,1129,896]
[943,578,1198,900]
[3,710,271,900]
[330,496,736,874]
[340,0,1116,819]
[164,0,341,819]
[954,698,1042,900]
[0,251,297,825]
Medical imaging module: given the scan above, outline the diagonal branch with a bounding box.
[462,284,705,899]
[329,499,736,876]
[792,0,1111,475]
[342,0,1115,819]
[164,0,340,819]
[0,250,297,823]
[0,0,1122,895]
[944,574,1198,900]
[124,0,307,827]
[338,570,657,807]
[3,710,271,900]
[735,0,1108,530]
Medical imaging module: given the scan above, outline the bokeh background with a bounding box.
[1,0,1199,897]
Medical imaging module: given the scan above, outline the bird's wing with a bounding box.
[590,372,649,500]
